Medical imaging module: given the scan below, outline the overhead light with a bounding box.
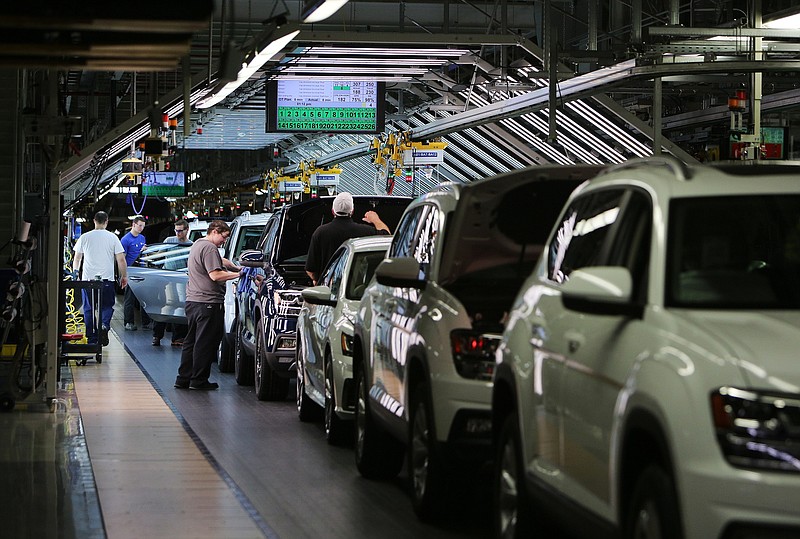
[302,0,349,23]
[197,25,299,109]
[763,13,800,28]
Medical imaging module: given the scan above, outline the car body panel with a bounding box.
[354,165,601,459]
[127,242,191,323]
[496,159,800,538]
[222,212,271,337]
[236,196,411,389]
[297,236,392,420]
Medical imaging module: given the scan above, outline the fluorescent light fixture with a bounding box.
[197,27,300,109]
[298,46,469,57]
[303,0,349,23]
[763,13,800,28]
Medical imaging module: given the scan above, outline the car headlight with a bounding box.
[450,330,500,381]
[711,387,800,472]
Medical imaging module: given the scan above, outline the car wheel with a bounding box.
[494,412,532,539]
[354,365,404,479]
[234,325,254,386]
[324,351,347,445]
[409,381,447,521]
[219,326,235,373]
[626,465,683,539]
[255,327,288,401]
[296,338,320,418]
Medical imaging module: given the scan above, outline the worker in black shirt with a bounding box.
[305,192,390,285]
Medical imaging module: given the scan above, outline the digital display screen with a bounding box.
[266,80,385,133]
[140,171,186,197]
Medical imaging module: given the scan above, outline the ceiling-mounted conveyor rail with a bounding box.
[56,70,213,194]
[294,55,800,173]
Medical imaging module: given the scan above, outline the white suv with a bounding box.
[218,211,271,372]
[492,158,800,539]
[352,165,600,521]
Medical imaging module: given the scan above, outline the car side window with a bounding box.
[548,190,626,283]
[606,189,652,300]
[390,206,424,258]
[260,219,279,260]
[320,248,347,300]
[225,222,239,253]
[346,250,387,300]
[413,205,440,280]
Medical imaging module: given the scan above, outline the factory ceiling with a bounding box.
[7,0,800,208]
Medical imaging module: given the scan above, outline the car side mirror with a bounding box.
[239,249,265,268]
[561,266,643,318]
[302,285,336,306]
[375,257,426,289]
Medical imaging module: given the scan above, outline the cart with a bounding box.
[60,278,103,366]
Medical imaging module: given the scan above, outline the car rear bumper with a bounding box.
[430,376,493,460]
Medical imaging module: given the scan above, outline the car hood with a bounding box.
[674,309,800,392]
[275,195,411,266]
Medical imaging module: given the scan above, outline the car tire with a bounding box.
[626,464,683,539]
[408,381,447,521]
[354,365,404,479]
[324,351,347,445]
[494,412,532,539]
[255,327,289,401]
[234,325,254,386]
[219,327,235,373]
[296,338,320,418]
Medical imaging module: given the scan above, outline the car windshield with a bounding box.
[189,228,207,242]
[135,243,192,271]
[666,195,800,309]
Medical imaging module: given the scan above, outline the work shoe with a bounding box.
[101,328,110,347]
[141,323,153,330]
[124,323,137,331]
[152,337,161,347]
[190,381,219,390]
[171,339,184,347]
[174,380,189,389]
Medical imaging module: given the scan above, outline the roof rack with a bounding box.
[599,156,694,182]
[431,181,462,193]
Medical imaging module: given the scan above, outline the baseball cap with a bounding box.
[332,192,354,216]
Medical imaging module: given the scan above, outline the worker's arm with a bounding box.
[209,269,241,282]
[115,252,128,288]
[363,211,390,233]
[72,252,83,274]
[222,257,241,272]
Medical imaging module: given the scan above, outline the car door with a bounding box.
[370,204,440,426]
[306,248,347,395]
[542,188,652,519]
[128,243,191,323]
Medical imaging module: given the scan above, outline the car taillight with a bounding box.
[711,387,800,473]
[340,333,354,357]
[451,330,499,381]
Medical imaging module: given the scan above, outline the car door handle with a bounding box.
[129,276,145,282]
[565,330,584,354]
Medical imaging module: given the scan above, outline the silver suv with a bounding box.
[493,158,800,539]
[352,165,601,521]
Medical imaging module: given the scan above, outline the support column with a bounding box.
[45,70,61,406]
[653,77,663,155]
[751,0,763,151]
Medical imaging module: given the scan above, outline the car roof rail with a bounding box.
[431,181,462,193]
[600,156,694,182]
